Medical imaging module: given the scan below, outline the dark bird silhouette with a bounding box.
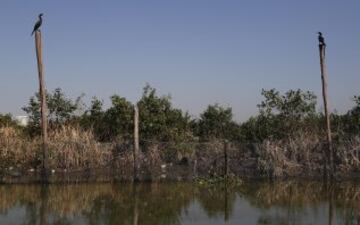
[31,13,44,36]
[318,32,326,46]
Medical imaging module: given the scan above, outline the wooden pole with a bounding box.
[193,154,198,178]
[35,31,49,181]
[133,103,140,182]
[224,140,228,177]
[319,43,333,176]
[224,140,229,221]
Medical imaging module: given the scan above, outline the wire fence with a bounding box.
[42,138,360,177]
[1,137,360,181]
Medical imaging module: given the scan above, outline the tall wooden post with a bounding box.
[224,140,229,221]
[224,140,229,177]
[35,31,49,181]
[319,42,333,176]
[133,104,140,182]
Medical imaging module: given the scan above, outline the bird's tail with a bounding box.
[31,30,34,36]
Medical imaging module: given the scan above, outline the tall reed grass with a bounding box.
[0,126,114,173]
[1,125,359,179]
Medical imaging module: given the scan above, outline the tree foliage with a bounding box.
[258,89,317,119]
[22,88,82,134]
[240,89,318,141]
[353,96,360,106]
[103,95,133,141]
[79,97,106,140]
[333,95,360,136]
[138,84,192,142]
[194,104,239,141]
[0,113,18,128]
[16,86,359,143]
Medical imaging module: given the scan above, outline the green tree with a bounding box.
[79,97,107,140]
[138,84,192,142]
[195,104,238,141]
[78,95,133,142]
[22,88,82,134]
[239,116,261,143]
[354,95,360,106]
[0,113,19,128]
[241,89,318,141]
[102,95,133,141]
[337,95,360,136]
[47,88,83,124]
[258,89,317,119]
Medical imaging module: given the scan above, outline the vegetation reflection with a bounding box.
[1,182,360,225]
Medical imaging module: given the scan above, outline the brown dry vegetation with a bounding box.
[254,134,360,178]
[1,125,360,182]
[0,126,114,174]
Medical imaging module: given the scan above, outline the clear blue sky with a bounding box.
[0,0,359,121]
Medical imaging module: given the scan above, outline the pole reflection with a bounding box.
[0,181,359,225]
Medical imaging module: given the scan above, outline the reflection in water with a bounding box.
[39,185,49,225]
[195,184,236,221]
[132,185,139,225]
[0,181,360,225]
[328,184,335,225]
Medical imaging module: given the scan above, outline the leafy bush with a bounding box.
[332,95,360,137]
[138,84,192,143]
[22,88,83,135]
[240,89,318,141]
[0,114,19,128]
[102,95,133,141]
[17,86,360,144]
[193,104,241,141]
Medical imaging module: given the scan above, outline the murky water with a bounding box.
[0,181,359,225]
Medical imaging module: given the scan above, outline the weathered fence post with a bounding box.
[193,151,198,178]
[133,103,140,182]
[318,36,333,178]
[224,140,229,177]
[224,140,229,221]
[35,31,49,181]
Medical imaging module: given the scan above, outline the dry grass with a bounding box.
[0,126,40,170]
[0,126,115,173]
[47,126,113,170]
[1,125,360,180]
[256,133,360,178]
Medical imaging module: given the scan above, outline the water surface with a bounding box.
[0,181,359,225]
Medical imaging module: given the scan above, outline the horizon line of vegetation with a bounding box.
[1,84,359,143]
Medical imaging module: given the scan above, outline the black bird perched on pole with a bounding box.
[31,13,44,36]
[318,32,326,46]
